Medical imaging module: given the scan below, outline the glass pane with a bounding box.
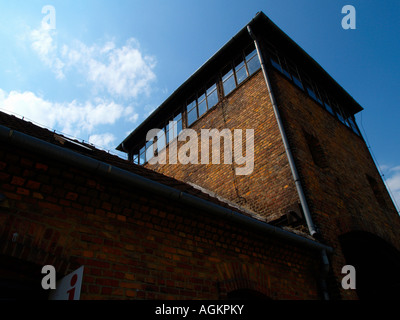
[173,113,183,135]
[281,63,291,79]
[235,63,248,84]
[222,69,236,96]
[146,144,154,162]
[198,94,207,117]
[140,146,145,157]
[247,55,261,75]
[306,86,322,104]
[348,118,360,135]
[187,100,196,112]
[334,105,346,123]
[207,83,217,95]
[166,123,175,143]
[170,121,180,140]
[270,57,281,71]
[173,113,182,122]
[187,108,198,126]
[133,154,138,165]
[306,87,317,100]
[176,119,182,135]
[282,68,291,79]
[324,102,335,115]
[337,112,345,123]
[245,48,257,62]
[139,146,146,164]
[207,88,218,109]
[292,75,303,90]
[157,129,166,151]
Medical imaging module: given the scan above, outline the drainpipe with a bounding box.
[247,25,330,300]
[247,25,318,238]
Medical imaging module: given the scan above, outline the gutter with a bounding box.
[247,25,331,300]
[0,124,332,256]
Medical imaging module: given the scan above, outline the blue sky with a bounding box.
[0,0,399,211]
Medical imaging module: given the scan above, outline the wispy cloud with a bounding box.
[29,21,65,79]
[382,165,400,212]
[28,21,157,100]
[88,133,117,150]
[0,89,138,149]
[5,18,158,151]
[62,38,156,99]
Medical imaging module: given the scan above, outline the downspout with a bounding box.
[247,25,317,237]
[247,25,330,300]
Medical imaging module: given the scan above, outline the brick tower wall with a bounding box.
[268,66,400,299]
[145,70,301,223]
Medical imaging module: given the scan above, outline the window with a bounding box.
[139,146,146,165]
[235,59,248,85]
[198,92,207,117]
[280,57,292,79]
[221,45,261,98]
[185,82,219,128]
[288,61,303,90]
[303,130,328,168]
[187,99,198,127]
[222,66,236,96]
[167,113,182,142]
[334,103,346,124]
[245,48,261,76]
[155,127,167,152]
[270,54,281,72]
[264,41,361,137]
[366,174,388,209]
[346,116,361,136]
[321,92,335,116]
[304,77,322,105]
[145,139,154,163]
[206,83,218,109]
[174,113,183,136]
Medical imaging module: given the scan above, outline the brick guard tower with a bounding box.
[118,12,400,299]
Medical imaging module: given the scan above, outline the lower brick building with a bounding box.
[0,111,333,300]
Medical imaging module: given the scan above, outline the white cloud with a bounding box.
[27,22,156,99]
[89,133,116,150]
[382,165,400,212]
[63,38,157,99]
[29,22,65,79]
[0,89,138,141]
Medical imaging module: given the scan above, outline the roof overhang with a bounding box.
[117,11,363,153]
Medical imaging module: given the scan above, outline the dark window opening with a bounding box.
[303,130,329,169]
[0,255,49,301]
[366,174,388,209]
[339,231,400,300]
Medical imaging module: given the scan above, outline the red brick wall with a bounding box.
[145,70,300,223]
[269,67,400,299]
[0,138,322,300]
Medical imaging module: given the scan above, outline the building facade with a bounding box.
[0,12,399,300]
[118,12,400,300]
